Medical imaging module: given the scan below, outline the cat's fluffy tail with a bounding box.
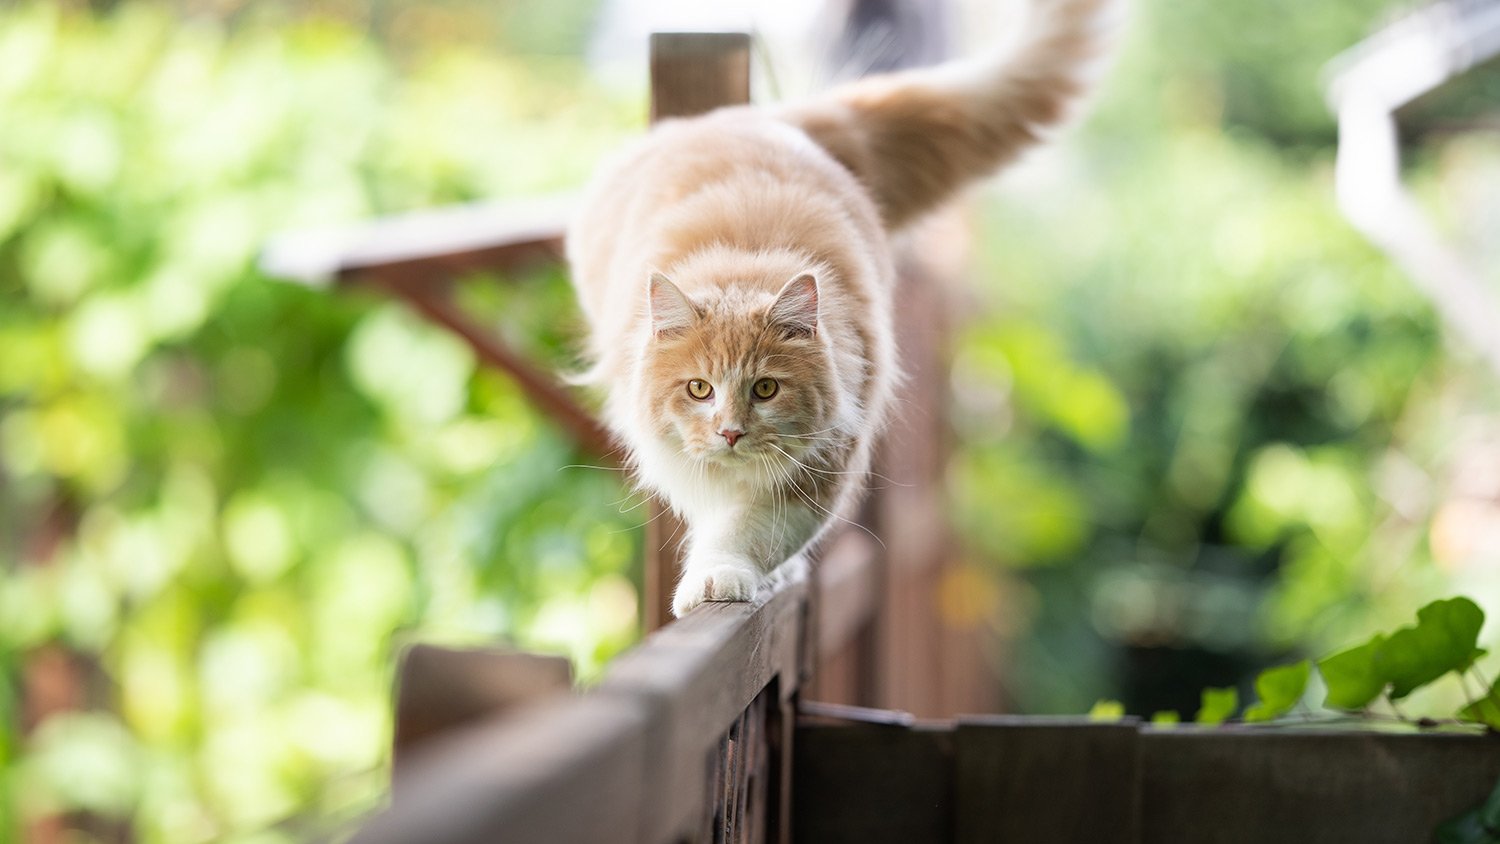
[785,0,1120,230]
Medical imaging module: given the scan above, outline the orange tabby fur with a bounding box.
[567,0,1115,616]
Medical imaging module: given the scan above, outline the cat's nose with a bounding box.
[720,429,743,447]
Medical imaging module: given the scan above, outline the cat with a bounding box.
[566,0,1115,617]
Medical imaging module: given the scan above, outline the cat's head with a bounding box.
[638,271,836,478]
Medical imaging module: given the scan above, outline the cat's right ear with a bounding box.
[648,272,697,337]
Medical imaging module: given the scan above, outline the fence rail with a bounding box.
[357,530,878,844]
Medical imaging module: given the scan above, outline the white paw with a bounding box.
[671,558,761,618]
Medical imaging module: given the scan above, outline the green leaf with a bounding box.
[1150,710,1180,726]
[1436,812,1499,844]
[1375,598,1487,700]
[1458,677,1500,731]
[1318,634,1387,710]
[1244,660,1309,722]
[1089,699,1125,722]
[1195,687,1238,725]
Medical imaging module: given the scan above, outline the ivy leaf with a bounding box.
[1089,699,1125,722]
[1318,634,1387,710]
[1244,660,1309,722]
[1458,677,1500,731]
[1195,687,1238,725]
[1375,598,1487,700]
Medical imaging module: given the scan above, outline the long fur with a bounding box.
[566,0,1116,616]
[784,0,1116,229]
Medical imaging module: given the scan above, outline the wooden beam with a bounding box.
[600,556,806,843]
[954,717,1141,843]
[365,696,649,844]
[793,722,954,844]
[650,33,752,122]
[261,194,573,287]
[792,718,1500,843]
[369,277,617,459]
[353,556,811,844]
[393,646,572,773]
[1140,729,1500,843]
[642,32,753,633]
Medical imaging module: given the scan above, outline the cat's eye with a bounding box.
[752,378,779,400]
[687,379,713,400]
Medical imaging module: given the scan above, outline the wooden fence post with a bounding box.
[641,33,752,633]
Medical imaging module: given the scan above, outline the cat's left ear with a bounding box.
[770,273,819,339]
[649,272,698,337]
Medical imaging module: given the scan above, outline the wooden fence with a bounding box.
[357,533,878,844]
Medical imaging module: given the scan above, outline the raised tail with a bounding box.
[784,0,1119,230]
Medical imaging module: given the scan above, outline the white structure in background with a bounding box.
[585,0,1024,100]
[1327,0,1500,375]
[586,0,833,100]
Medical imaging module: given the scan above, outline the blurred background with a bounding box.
[2,0,1499,841]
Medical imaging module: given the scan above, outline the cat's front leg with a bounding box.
[670,497,820,617]
[671,550,762,618]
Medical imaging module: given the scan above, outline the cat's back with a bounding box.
[567,108,886,325]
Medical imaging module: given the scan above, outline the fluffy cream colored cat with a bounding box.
[567,0,1114,616]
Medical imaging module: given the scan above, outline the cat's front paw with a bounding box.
[671,559,761,618]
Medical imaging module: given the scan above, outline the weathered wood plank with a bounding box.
[599,559,807,843]
[357,695,648,844]
[261,194,612,459]
[260,193,572,287]
[954,716,1142,844]
[650,33,752,122]
[356,556,813,844]
[793,722,954,844]
[374,282,616,458]
[1140,728,1500,843]
[393,645,571,770]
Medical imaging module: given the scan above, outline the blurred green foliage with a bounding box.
[1,0,1497,840]
[0,3,638,841]
[949,0,1500,717]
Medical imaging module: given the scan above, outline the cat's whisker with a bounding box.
[612,501,675,535]
[766,445,887,550]
[766,443,869,479]
[559,463,630,473]
[762,452,792,561]
[781,423,847,438]
[616,493,654,515]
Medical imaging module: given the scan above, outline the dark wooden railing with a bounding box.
[360,541,864,843]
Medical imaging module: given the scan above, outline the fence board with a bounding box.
[393,646,571,770]
[600,560,807,843]
[793,722,954,844]
[357,695,649,844]
[954,716,1141,844]
[1140,728,1500,843]
[793,718,1500,843]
